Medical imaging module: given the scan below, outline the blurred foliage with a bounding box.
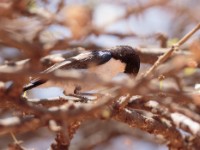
[0,0,200,150]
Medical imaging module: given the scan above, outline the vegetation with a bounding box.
[0,0,200,149]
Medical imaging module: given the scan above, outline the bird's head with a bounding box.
[109,46,140,75]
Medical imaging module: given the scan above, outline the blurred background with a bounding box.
[0,0,200,149]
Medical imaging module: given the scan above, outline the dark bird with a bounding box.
[23,46,140,91]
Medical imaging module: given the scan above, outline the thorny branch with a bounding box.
[143,23,200,78]
[0,0,200,150]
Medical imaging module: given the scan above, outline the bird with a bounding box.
[23,45,140,91]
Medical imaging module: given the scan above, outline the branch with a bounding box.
[112,108,185,149]
[143,23,200,78]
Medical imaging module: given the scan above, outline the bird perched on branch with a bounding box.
[23,45,140,91]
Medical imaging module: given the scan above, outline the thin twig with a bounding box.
[143,23,200,78]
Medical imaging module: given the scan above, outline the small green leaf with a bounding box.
[184,67,197,76]
[167,38,179,47]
